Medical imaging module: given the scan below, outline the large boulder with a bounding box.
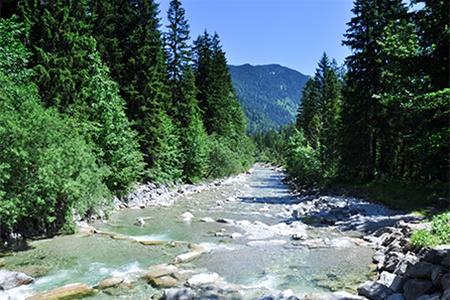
[26,283,95,300]
[358,281,393,300]
[402,279,433,300]
[405,261,434,279]
[0,269,34,290]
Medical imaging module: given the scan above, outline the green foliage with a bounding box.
[410,212,450,249]
[205,136,243,179]
[285,130,322,185]
[90,0,173,174]
[293,53,342,183]
[193,32,247,138]
[253,124,296,165]
[0,17,109,234]
[0,0,255,237]
[193,31,253,177]
[147,115,183,184]
[78,51,145,194]
[0,74,109,232]
[0,16,32,83]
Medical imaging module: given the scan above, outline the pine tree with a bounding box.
[295,53,342,179]
[341,0,410,180]
[90,0,177,178]
[16,0,144,193]
[193,31,251,176]
[165,0,191,89]
[193,32,247,138]
[164,0,207,181]
[413,0,449,91]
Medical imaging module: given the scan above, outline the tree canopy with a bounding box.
[0,0,253,238]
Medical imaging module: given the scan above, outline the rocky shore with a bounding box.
[358,220,450,300]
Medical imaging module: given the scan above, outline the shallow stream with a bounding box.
[3,165,375,299]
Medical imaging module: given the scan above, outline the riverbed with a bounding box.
[2,164,389,299]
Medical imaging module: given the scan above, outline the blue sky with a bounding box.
[158,0,355,76]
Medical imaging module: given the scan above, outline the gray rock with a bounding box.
[357,281,393,300]
[441,273,450,290]
[302,291,365,300]
[419,247,450,265]
[259,290,300,300]
[394,254,418,275]
[378,271,407,293]
[163,288,195,300]
[405,261,435,279]
[431,265,446,288]
[403,279,433,300]
[0,270,34,290]
[387,294,405,300]
[384,252,405,273]
[415,293,441,300]
[441,290,450,300]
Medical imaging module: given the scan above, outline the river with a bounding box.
[2,164,376,299]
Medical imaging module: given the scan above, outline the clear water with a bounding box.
[2,164,374,299]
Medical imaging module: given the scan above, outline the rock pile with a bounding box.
[292,196,420,233]
[359,220,450,300]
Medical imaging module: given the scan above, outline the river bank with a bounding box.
[1,164,447,299]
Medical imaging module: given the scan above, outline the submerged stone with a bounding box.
[26,283,95,300]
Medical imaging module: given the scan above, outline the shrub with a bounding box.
[410,212,450,249]
[0,74,110,234]
[285,130,322,186]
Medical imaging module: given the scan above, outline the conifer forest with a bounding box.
[0,0,448,239]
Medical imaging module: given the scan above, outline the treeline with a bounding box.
[0,0,252,237]
[256,0,449,187]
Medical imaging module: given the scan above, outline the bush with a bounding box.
[0,74,110,234]
[285,130,322,186]
[410,212,450,249]
[205,135,241,178]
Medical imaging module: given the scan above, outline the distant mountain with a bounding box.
[228,64,309,134]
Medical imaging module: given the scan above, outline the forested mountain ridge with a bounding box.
[228,64,309,134]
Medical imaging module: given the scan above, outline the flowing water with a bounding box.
[2,164,375,299]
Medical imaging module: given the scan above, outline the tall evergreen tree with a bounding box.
[90,0,177,178]
[412,0,449,91]
[193,32,247,138]
[165,0,191,89]
[341,0,410,180]
[193,31,251,177]
[165,0,207,181]
[16,0,144,193]
[295,53,342,178]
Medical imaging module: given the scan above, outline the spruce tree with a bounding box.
[90,0,178,179]
[165,0,207,181]
[341,0,409,180]
[193,32,247,139]
[16,0,144,193]
[295,53,342,179]
[193,31,251,176]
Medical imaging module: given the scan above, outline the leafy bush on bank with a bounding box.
[410,212,450,250]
